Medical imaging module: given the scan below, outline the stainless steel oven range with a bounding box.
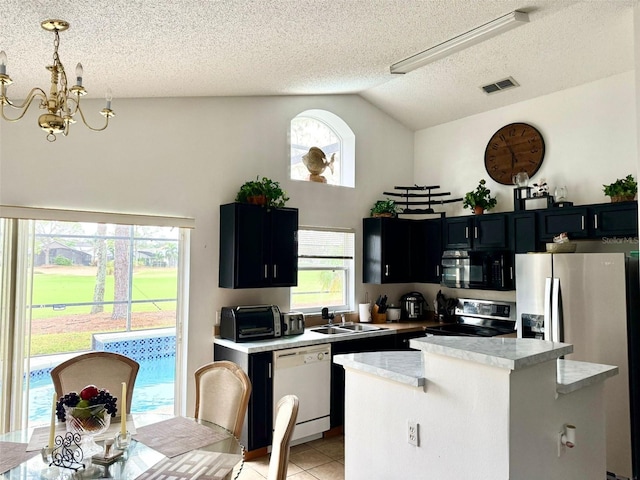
[425,298,516,337]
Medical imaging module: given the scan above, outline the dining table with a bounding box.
[0,413,244,480]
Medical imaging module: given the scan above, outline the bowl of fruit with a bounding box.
[56,385,118,455]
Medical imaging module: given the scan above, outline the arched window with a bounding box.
[289,109,355,188]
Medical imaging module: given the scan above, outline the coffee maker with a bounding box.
[400,292,427,320]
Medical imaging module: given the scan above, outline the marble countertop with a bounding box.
[410,336,573,370]
[333,349,619,394]
[333,351,424,387]
[557,359,618,394]
[214,326,397,353]
[213,320,438,354]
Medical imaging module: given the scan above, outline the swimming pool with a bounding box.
[28,354,175,425]
[27,329,177,426]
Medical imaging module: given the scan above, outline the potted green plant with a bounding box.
[603,174,637,202]
[463,179,497,214]
[235,176,290,208]
[370,199,400,217]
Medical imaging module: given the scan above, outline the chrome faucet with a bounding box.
[321,307,335,325]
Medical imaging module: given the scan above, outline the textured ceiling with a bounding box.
[0,0,636,130]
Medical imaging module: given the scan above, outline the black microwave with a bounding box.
[441,250,513,290]
[219,305,282,342]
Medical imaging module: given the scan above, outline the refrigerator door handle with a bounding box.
[551,278,561,342]
[544,277,552,341]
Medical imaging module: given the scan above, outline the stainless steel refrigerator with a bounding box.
[516,252,640,480]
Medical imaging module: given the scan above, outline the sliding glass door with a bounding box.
[0,216,189,431]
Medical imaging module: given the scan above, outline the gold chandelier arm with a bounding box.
[75,103,111,132]
[0,87,47,121]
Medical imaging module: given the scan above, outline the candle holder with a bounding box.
[40,446,53,463]
[115,430,132,449]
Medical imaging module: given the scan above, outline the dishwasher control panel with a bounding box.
[305,351,326,363]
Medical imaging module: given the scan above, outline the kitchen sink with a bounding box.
[338,323,382,332]
[310,322,384,335]
[310,326,354,335]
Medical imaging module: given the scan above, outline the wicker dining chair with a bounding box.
[194,361,252,438]
[50,351,139,415]
[267,395,299,480]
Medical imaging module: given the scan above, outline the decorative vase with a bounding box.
[473,206,485,215]
[373,213,394,218]
[611,195,635,203]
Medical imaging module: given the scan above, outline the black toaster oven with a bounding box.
[219,305,282,342]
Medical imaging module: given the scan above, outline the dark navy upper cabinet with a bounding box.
[219,203,298,288]
[589,202,638,238]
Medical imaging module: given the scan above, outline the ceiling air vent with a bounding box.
[481,77,519,95]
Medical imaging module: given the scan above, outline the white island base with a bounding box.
[334,337,618,480]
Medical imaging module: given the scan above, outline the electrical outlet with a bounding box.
[408,420,419,446]
[215,310,221,326]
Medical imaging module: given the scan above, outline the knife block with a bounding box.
[371,304,387,324]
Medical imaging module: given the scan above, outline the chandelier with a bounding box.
[0,19,114,142]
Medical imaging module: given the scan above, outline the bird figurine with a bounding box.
[302,147,335,183]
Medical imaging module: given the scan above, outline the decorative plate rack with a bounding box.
[383,185,462,216]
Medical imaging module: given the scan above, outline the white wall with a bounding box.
[414,71,639,306]
[0,94,414,412]
[415,71,638,217]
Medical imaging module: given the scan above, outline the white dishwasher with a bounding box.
[272,343,331,442]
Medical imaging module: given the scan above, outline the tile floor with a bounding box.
[236,435,345,480]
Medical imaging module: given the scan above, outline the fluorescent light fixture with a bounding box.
[390,10,529,74]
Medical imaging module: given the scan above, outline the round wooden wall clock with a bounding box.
[484,122,545,185]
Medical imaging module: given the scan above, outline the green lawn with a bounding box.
[31,268,178,319]
[29,267,178,355]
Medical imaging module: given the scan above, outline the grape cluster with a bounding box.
[56,392,80,422]
[91,389,118,417]
[55,389,118,422]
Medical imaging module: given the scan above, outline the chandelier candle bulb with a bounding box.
[49,392,56,448]
[75,63,83,86]
[105,89,113,110]
[121,382,127,435]
[0,51,6,75]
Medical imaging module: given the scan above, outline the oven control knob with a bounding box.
[317,352,325,361]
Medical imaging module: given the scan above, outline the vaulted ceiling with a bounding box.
[1,1,635,131]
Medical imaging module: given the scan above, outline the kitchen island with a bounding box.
[213,320,438,454]
[334,337,618,480]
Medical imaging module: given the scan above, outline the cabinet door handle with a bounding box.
[436,265,440,277]
[264,264,268,279]
[385,265,389,276]
[594,214,598,229]
[465,227,469,239]
[581,215,585,231]
[474,227,478,239]
[268,362,272,379]
[510,266,513,280]
[273,264,277,278]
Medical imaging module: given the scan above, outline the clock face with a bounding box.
[484,123,545,185]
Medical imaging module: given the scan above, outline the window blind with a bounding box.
[0,205,195,229]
